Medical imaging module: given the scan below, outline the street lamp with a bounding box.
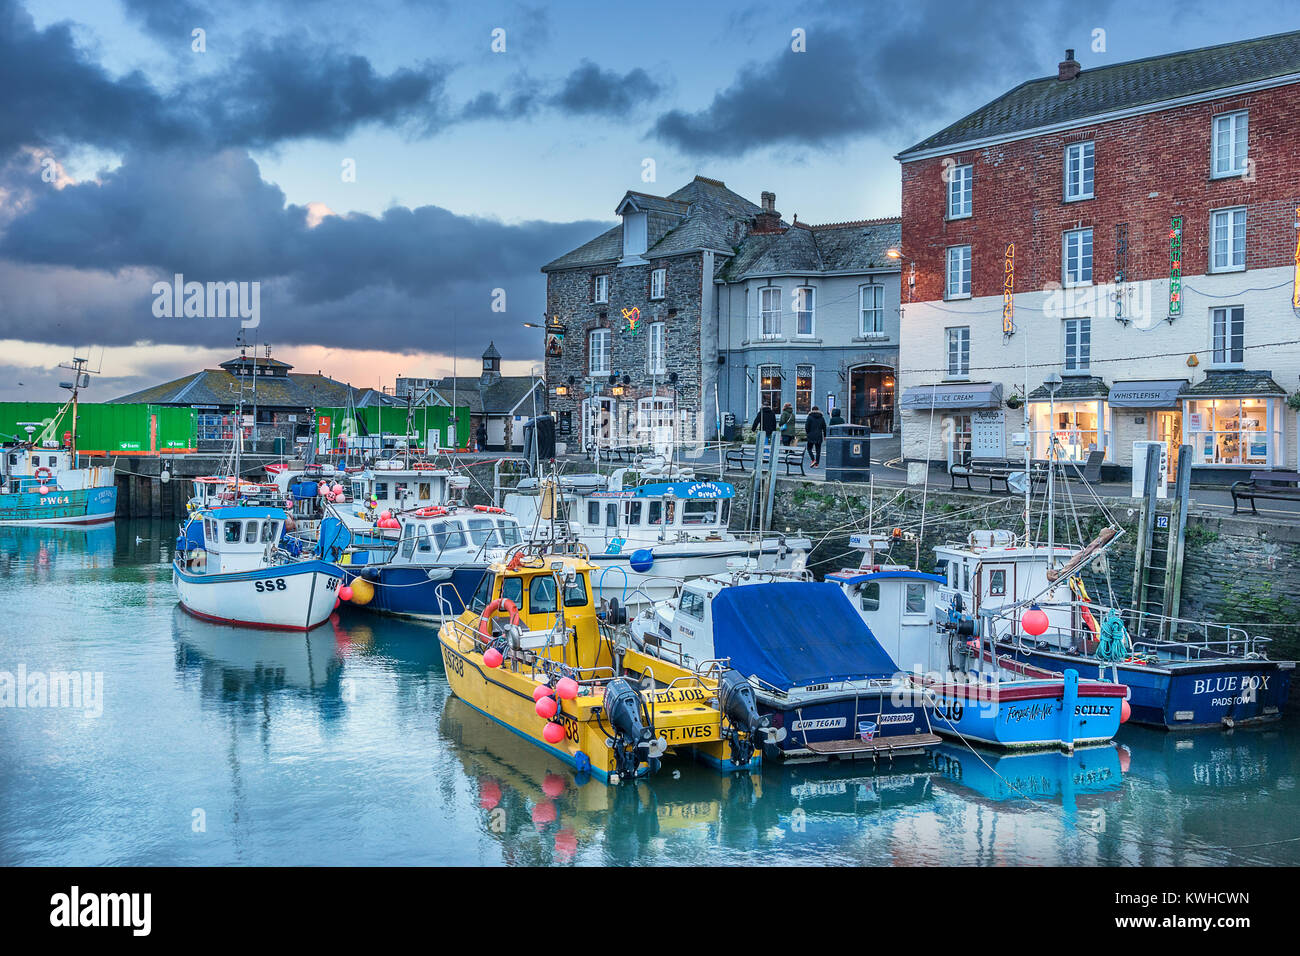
[886,248,917,302]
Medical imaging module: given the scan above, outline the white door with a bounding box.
[638,397,675,455]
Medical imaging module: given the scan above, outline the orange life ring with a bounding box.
[34,466,53,479]
[473,504,506,514]
[478,598,520,638]
[414,506,447,518]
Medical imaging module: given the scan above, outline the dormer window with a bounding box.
[621,210,648,264]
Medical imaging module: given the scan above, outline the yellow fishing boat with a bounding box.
[437,543,779,783]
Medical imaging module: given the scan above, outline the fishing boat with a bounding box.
[628,571,941,761]
[829,534,1129,751]
[341,503,527,621]
[936,530,1295,731]
[436,544,780,784]
[172,506,344,630]
[502,471,809,608]
[0,357,117,526]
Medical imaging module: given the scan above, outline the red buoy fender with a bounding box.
[478,597,520,638]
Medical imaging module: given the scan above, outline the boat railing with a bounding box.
[998,599,1270,660]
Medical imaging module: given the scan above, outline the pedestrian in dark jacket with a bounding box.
[828,407,845,428]
[778,403,796,446]
[804,406,827,467]
[475,421,488,452]
[752,403,777,442]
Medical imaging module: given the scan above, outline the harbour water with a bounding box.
[3,520,1299,867]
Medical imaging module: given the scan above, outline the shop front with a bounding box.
[1109,379,1188,472]
[1180,371,1286,476]
[1027,377,1111,463]
[899,382,1003,468]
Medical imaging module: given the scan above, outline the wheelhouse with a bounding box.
[191,507,288,574]
[393,510,523,563]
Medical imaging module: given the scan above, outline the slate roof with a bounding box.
[899,31,1300,157]
[110,362,384,408]
[1185,369,1287,396]
[428,376,544,415]
[719,218,901,280]
[542,176,764,272]
[1028,376,1109,401]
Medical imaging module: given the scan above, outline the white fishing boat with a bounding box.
[502,470,809,609]
[627,567,939,761]
[172,506,344,630]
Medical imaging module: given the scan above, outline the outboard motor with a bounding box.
[602,678,657,783]
[717,668,784,766]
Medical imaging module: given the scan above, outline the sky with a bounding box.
[2,0,1298,401]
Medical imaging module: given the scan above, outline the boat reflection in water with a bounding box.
[929,741,1126,812]
[0,522,117,576]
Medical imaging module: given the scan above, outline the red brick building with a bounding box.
[896,33,1300,482]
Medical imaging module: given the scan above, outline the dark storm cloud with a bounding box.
[0,149,606,357]
[119,0,208,38]
[0,0,452,157]
[549,61,663,116]
[652,0,1114,156]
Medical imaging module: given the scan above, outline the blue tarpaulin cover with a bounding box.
[710,582,899,690]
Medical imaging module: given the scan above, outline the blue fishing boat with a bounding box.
[630,576,940,760]
[341,504,526,621]
[934,533,1294,730]
[829,536,1128,751]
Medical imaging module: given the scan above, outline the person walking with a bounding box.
[804,405,827,467]
[752,403,777,442]
[778,402,796,447]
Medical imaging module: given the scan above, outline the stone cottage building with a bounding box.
[541,176,903,452]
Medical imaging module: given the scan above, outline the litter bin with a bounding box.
[722,412,738,442]
[824,424,870,482]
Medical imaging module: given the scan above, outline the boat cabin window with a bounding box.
[529,576,558,615]
[606,503,618,527]
[624,501,642,525]
[963,563,971,592]
[401,522,416,559]
[648,501,675,525]
[679,589,706,621]
[417,523,433,553]
[467,518,495,546]
[260,521,280,543]
[244,521,259,544]
[394,482,408,504]
[351,482,365,500]
[418,482,432,500]
[682,500,719,525]
[205,518,217,542]
[432,521,466,553]
[587,501,600,525]
[501,576,523,609]
[470,573,494,613]
[905,583,928,615]
[497,521,520,546]
[859,582,881,612]
[223,521,243,544]
[563,573,587,608]
[989,569,1007,596]
[374,482,389,500]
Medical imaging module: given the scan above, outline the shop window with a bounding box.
[1031,400,1108,462]
[795,364,814,414]
[949,414,973,467]
[759,364,782,410]
[1185,398,1275,467]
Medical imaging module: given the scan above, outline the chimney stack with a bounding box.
[1058,49,1081,81]
[750,190,783,235]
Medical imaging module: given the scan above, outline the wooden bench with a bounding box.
[585,444,641,463]
[950,457,1045,494]
[724,444,806,477]
[1231,470,1300,514]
